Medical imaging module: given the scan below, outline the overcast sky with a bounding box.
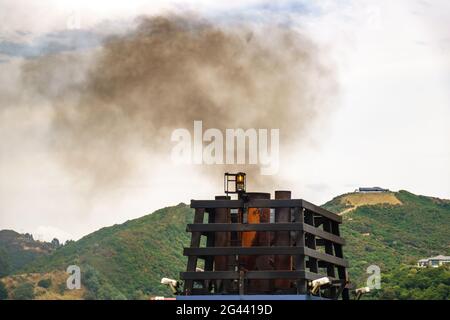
[0,0,449,242]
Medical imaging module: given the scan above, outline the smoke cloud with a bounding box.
[19,14,337,189]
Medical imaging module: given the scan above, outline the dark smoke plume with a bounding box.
[21,14,337,189]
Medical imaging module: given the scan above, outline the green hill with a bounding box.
[0,230,56,277]
[323,190,450,287]
[14,203,193,299]
[1,190,449,299]
[374,264,450,300]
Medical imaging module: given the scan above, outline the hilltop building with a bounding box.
[356,187,389,193]
[417,255,450,268]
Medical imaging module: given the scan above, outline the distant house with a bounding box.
[417,255,450,268]
[357,187,389,193]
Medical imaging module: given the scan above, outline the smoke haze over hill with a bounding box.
[18,14,336,188]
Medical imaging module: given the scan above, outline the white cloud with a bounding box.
[33,225,73,243]
[283,0,450,203]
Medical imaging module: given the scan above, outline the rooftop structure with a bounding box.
[357,187,389,193]
[179,173,350,300]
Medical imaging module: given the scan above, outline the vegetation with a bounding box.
[0,230,55,276]
[37,278,52,289]
[0,281,8,300]
[323,190,450,288]
[19,203,193,298]
[51,238,61,249]
[11,282,35,300]
[82,265,126,300]
[0,271,86,300]
[0,248,11,277]
[372,265,450,300]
